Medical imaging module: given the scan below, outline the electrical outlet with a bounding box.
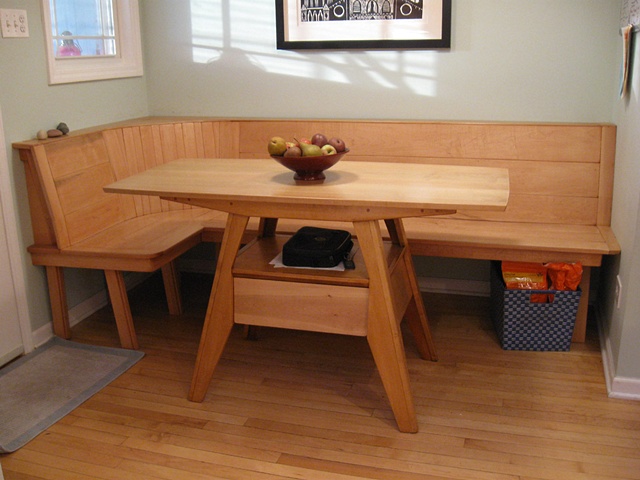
[1,9,29,38]
[615,275,622,309]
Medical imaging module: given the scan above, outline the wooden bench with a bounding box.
[14,117,620,348]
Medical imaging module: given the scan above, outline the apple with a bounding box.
[286,141,298,149]
[311,133,328,147]
[328,137,346,152]
[284,146,302,157]
[267,136,287,155]
[321,144,337,155]
[298,137,311,145]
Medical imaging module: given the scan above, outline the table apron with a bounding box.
[162,196,456,222]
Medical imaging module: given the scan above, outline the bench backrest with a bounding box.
[15,119,223,248]
[233,120,616,227]
[14,118,615,249]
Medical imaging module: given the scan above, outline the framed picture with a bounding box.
[275,0,451,50]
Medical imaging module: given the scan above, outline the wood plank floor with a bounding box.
[2,272,639,480]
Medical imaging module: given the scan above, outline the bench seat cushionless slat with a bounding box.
[401,218,618,264]
[28,210,218,266]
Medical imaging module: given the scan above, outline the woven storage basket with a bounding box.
[490,263,581,351]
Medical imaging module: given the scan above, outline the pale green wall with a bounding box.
[608,33,640,380]
[0,0,148,331]
[142,1,618,122]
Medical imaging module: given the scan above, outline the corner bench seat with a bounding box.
[27,209,223,349]
[400,218,618,265]
[14,117,620,349]
[28,210,215,266]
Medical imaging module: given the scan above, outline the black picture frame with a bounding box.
[275,0,451,50]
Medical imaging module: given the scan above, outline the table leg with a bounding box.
[189,213,249,402]
[258,217,278,237]
[354,219,418,433]
[384,219,438,362]
[242,217,278,340]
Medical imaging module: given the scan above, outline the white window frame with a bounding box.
[41,0,143,85]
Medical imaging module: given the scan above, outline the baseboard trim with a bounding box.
[32,273,151,348]
[597,305,640,400]
[418,277,490,297]
[32,269,640,400]
[609,377,640,400]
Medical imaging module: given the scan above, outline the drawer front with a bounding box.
[234,277,368,336]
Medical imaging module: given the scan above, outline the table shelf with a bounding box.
[232,234,410,337]
[233,235,404,287]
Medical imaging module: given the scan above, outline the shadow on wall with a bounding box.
[188,0,440,97]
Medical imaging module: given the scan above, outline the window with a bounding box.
[41,0,142,84]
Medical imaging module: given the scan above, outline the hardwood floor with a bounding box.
[2,272,639,480]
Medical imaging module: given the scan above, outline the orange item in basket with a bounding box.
[501,262,548,289]
[501,261,549,303]
[545,262,583,291]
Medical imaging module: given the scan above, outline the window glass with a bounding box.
[50,0,116,57]
[41,0,142,84]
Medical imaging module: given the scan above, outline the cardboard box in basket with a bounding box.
[490,263,581,351]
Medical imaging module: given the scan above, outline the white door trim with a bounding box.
[0,104,34,355]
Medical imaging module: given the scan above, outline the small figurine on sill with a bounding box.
[58,31,81,57]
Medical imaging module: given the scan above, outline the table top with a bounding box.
[105,158,509,221]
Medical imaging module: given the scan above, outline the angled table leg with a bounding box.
[354,219,418,433]
[385,219,438,361]
[189,213,249,402]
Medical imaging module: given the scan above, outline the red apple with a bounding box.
[311,133,328,147]
[328,137,346,152]
[284,146,302,157]
[298,137,311,145]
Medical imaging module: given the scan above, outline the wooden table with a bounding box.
[106,158,509,432]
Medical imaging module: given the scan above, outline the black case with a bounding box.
[282,227,353,268]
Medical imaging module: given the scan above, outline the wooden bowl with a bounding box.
[271,149,349,183]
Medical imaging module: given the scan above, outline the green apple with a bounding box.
[321,144,337,155]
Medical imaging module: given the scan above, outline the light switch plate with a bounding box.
[1,9,29,38]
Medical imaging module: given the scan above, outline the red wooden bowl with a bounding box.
[271,149,349,183]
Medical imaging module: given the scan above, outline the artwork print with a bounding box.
[276,0,451,50]
[300,0,426,22]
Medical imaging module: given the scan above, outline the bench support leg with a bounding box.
[46,266,71,340]
[104,270,139,350]
[161,261,182,315]
[572,266,591,343]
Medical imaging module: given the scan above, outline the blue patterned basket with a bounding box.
[490,263,581,351]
